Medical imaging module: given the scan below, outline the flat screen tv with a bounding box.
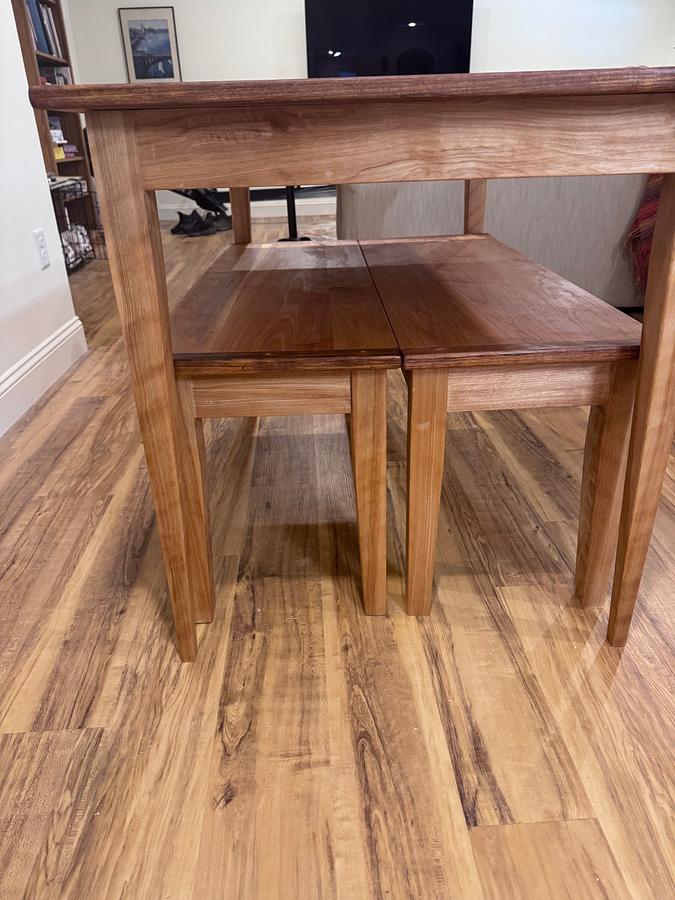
[305,1,473,78]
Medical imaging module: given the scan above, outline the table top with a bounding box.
[29,66,675,112]
[171,241,400,372]
[361,235,642,369]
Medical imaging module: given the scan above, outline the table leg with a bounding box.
[406,369,448,616]
[351,369,388,615]
[463,179,487,234]
[574,360,637,607]
[608,173,675,645]
[88,111,209,661]
[230,187,252,244]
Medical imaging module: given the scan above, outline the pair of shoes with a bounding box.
[171,210,217,237]
[171,210,199,234]
[205,211,232,232]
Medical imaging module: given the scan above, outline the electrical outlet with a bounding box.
[33,228,51,269]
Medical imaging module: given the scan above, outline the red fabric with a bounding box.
[626,174,663,292]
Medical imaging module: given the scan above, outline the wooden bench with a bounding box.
[170,240,399,655]
[361,233,642,622]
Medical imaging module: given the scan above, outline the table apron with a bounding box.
[121,93,675,190]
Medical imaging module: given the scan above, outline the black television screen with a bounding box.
[305,1,473,78]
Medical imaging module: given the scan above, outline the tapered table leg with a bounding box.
[89,110,213,661]
[608,174,675,645]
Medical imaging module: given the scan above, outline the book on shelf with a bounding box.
[48,5,63,57]
[54,66,72,85]
[38,2,63,58]
[26,5,38,46]
[48,114,67,145]
[40,66,72,86]
[27,0,50,54]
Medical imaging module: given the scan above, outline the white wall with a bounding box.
[63,0,307,83]
[471,0,675,71]
[0,3,87,436]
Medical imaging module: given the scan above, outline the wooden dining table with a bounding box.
[31,66,675,656]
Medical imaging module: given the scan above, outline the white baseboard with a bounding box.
[0,316,88,436]
[157,193,336,222]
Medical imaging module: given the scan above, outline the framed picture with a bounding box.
[118,7,181,83]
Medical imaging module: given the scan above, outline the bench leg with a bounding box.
[406,369,448,616]
[608,174,675,645]
[350,370,387,615]
[230,187,252,244]
[177,378,215,624]
[575,361,637,607]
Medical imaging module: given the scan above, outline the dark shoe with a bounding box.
[171,210,201,234]
[182,214,217,237]
[205,211,232,232]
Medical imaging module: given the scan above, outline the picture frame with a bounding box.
[118,7,182,83]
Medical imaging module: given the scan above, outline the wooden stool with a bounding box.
[170,240,399,658]
[361,234,642,636]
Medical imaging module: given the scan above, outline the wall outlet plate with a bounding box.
[33,228,51,269]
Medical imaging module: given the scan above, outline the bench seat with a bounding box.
[360,234,642,368]
[171,240,400,373]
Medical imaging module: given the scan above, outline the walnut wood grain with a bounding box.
[171,241,400,372]
[28,66,675,112]
[130,94,675,189]
[446,362,614,411]
[361,235,642,369]
[188,371,352,417]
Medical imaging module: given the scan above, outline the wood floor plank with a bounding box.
[53,425,258,899]
[0,728,103,899]
[474,409,582,524]
[471,819,631,900]
[0,397,103,539]
[27,453,153,731]
[0,493,111,729]
[194,432,337,900]
[315,425,485,899]
[497,580,675,899]
[440,414,573,586]
[386,421,593,829]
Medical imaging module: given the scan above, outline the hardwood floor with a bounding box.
[0,216,673,899]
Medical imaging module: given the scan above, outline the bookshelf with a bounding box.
[12,0,105,269]
[11,0,91,185]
